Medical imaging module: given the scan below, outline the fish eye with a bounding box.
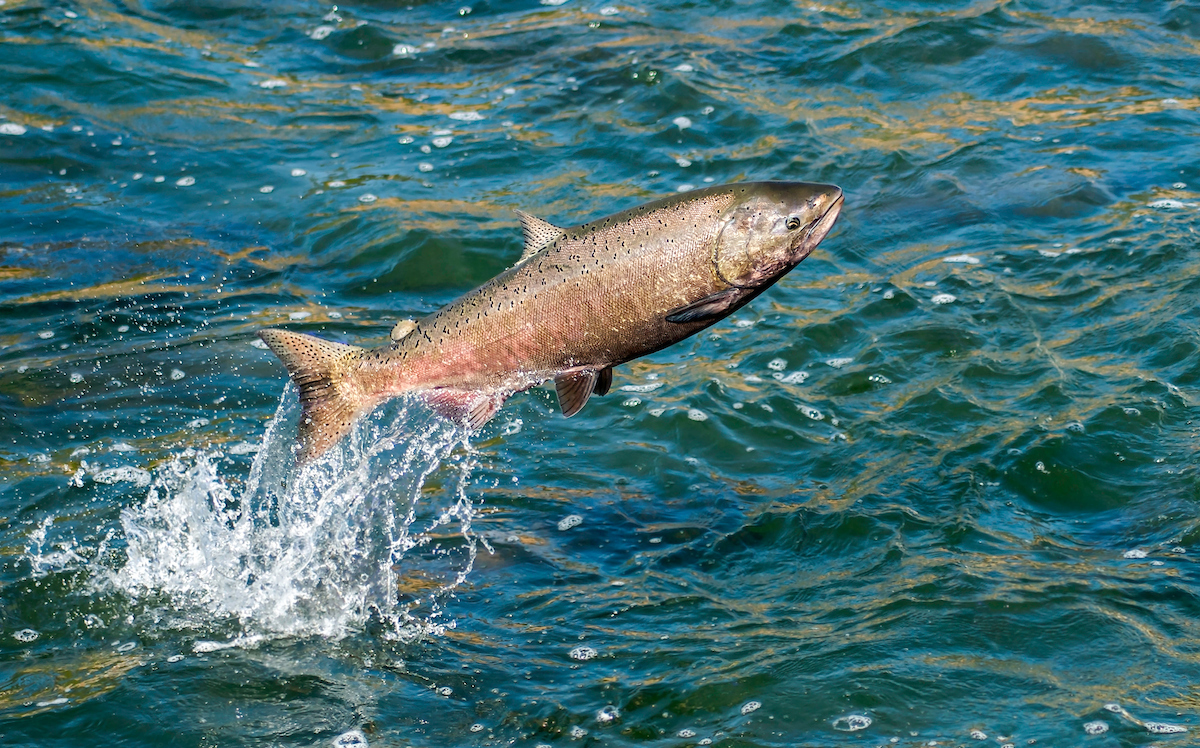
[786,216,802,231]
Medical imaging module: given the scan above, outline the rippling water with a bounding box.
[3,0,1200,745]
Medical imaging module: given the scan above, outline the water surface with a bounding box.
[2,0,1199,746]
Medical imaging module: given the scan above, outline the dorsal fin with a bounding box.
[554,370,598,418]
[514,209,565,263]
[391,319,417,341]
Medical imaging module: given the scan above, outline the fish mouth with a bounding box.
[791,189,844,262]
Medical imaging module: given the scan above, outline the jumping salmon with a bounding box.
[259,181,844,463]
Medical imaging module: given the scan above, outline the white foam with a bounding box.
[259,79,288,89]
[170,369,186,380]
[596,706,619,724]
[448,111,485,121]
[259,185,274,194]
[599,6,619,14]
[619,382,663,393]
[540,0,568,5]
[825,357,853,368]
[14,628,39,642]
[93,466,152,487]
[176,176,195,187]
[1083,721,1108,734]
[1123,549,1147,559]
[557,514,583,531]
[432,136,453,148]
[944,254,980,264]
[740,701,761,715]
[674,63,694,72]
[687,409,708,421]
[931,293,956,304]
[0,123,26,135]
[309,26,335,40]
[569,645,597,660]
[767,358,787,371]
[832,714,871,731]
[358,194,377,203]
[104,393,481,642]
[418,163,433,173]
[673,116,692,129]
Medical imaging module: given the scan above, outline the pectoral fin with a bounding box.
[665,287,747,324]
[555,370,598,417]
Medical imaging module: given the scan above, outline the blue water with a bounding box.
[2,0,1200,745]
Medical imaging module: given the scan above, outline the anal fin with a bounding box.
[424,390,505,430]
[555,370,598,417]
[594,366,613,396]
[665,287,747,324]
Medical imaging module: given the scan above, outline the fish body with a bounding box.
[260,181,844,462]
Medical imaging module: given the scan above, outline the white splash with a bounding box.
[105,390,482,642]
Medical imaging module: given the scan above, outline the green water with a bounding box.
[2,0,1199,745]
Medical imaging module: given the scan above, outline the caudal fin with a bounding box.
[258,328,368,464]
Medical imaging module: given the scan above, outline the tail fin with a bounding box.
[258,328,369,464]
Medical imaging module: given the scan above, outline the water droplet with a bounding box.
[676,157,692,167]
[290,168,306,177]
[432,136,453,148]
[418,162,434,172]
[175,176,195,187]
[69,372,84,383]
[259,185,274,193]
[154,176,165,183]
[169,369,186,381]
[672,116,692,129]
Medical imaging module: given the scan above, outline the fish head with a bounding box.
[713,181,844,288]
